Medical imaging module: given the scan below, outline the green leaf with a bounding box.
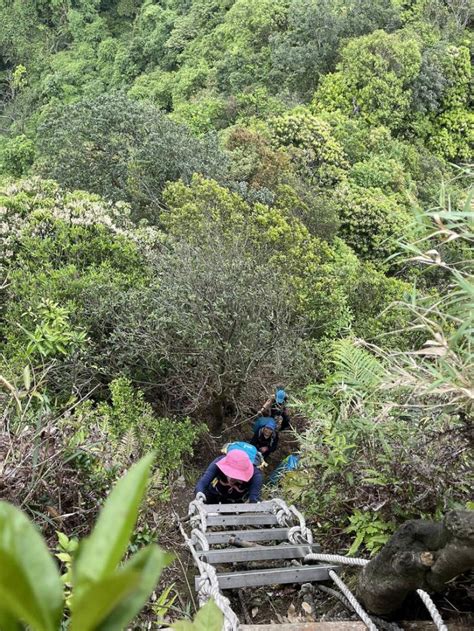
[56,553,72,563]
[74,453,154,595]
[0,608,22,631]
[171,621,194,631]
[347,531,365,556]
[192,601,224,631]
[56,531,69,549]
[22,365,31,391]
[0,502,63,631]
[172,601,224,631]
[95,545,172,631]
[70,569,140,631]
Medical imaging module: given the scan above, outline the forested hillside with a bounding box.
[0,0,472,628]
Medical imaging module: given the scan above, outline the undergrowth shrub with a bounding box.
[334,182,413,262]
[22,299,87,360]
[345,510,395,556]
[285,340,470,553]
[0,134,35,176]
[286,183,473,554]
[93,377,202,476]
[269,109,349,186]
[0,368,201,534]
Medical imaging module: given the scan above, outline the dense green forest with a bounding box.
[0,0,472,627]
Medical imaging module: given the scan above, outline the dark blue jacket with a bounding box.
[250,428,279,456]
[195,455,263,502]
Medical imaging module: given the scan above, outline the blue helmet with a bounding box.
[275,388,286,404]
[263,419,276,431]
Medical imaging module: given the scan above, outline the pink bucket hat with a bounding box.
[216,450,254,482]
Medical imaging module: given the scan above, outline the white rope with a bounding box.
[329,569,378,631]
[178,520,239,630]
[195,561,239,629]
[191,528,209,552]
[302,583,403,631]
[188,494,208,532]
[305,552,368,567]
[307,555,448,631]
[288,504,314,544]
[271,498,313,544]
[416,590,448,631]
[272,497,293,526]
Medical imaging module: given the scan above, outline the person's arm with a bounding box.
[248,468,264,502]
[259,396,273,415]
[195,458,221,495]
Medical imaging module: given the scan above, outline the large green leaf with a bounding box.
[0,551,45,629]
[0,608,22,631]
[70,569,140,631]
[0,502,63,631]
[96,545,172,631]
[74,453,154,594]
[171,619,194,630]
[70,545,171,631]
[191,601,224,631]
[172,600,223,631]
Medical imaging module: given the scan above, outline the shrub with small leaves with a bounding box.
[334,183,413,262]
[269,109,348,185]
[23,299,87,360]
[96,377,201,475]
[314,30,421,131]
[349,157,412,194]
[427,109,474,161]
[36,93,227,218]
[0,134,35,176]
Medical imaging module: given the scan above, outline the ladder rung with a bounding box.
[197,564,340,590]
[206,513,279,527]
[202,501,276,513]
[198,543,321,564]
[204,528,290,544]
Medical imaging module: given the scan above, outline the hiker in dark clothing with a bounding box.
[259,387,291,430]
[250,418,279,461]
[195,450,263,503]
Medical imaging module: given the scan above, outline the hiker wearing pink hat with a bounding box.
[195,450,263,503]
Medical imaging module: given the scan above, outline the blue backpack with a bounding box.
[268,454,299,485]
[275,389,287,404]
[223,441,264,467]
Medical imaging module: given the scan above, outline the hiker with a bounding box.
[250,418,279,461]
[195,449,264,503]
[258,386,291,430]
[222,441,265,468]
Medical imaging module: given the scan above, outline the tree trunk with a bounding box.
[209,395,226,431]
[357,510,474,615]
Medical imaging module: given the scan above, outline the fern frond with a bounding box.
[117,427,139,461]
[330,339,385,395]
